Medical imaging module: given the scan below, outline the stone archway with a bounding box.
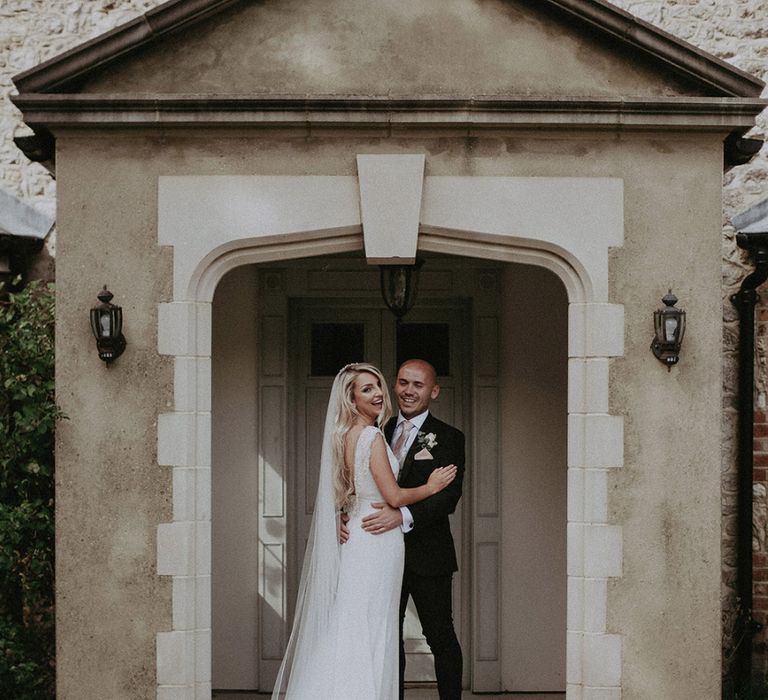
[154,172,625,699]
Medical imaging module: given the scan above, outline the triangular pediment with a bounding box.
[13,0,764,99]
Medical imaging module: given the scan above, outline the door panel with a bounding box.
[292,306,383,598]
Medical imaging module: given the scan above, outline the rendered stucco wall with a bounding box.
[610,137,726,698]
[500,264,568,691]
[52,128,722,697]
[54,133,175,699]
[76,0,703,97]
[210,266,260,689]
[608,0,768,669]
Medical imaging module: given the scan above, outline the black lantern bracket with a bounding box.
[650,290,686,370]
[379,259,424,320]
[90,286,126,364]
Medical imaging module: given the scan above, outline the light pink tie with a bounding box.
[393,419,414,465]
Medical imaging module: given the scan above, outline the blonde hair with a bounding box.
[332,363,393,510]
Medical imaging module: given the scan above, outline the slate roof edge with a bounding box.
[734,198,768,233]
[0,188,54,240]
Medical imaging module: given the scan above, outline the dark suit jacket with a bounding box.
[385,413,465,577]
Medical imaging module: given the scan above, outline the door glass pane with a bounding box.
[396,323,450,376]
[311,323,365,376]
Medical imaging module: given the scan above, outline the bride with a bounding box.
[272,363,457,699]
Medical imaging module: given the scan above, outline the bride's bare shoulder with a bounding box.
[344,424,365,456]
[344,424,380,454]
[345,424,365,443]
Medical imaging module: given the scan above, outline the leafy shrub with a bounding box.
[0,281,58,699]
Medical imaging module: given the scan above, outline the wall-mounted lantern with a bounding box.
[379,259,424,319]
[650,290,686,370]
[90,286,126,364]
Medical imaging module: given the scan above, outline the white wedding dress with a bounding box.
[277,425,404,699]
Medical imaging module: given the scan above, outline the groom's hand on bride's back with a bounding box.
[339,512,350,544]
[361,503,403,535]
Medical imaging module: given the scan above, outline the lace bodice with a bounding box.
[347,425,398,516]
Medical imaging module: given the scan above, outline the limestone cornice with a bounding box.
[10,94,767,133]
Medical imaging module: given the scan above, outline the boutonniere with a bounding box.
[416,431,438,450]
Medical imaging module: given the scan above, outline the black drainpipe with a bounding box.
[731,230,768,696]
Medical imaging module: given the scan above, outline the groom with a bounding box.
[363,358,465,700]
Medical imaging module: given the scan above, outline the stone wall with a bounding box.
[0,1,158,219]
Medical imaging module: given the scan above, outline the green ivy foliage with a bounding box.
[0,281,59,699]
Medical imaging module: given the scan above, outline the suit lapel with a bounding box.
[384,417,396,444]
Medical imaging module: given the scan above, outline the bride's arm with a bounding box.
[369,433,456,508]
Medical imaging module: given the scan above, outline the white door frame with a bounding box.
[154,172,625,699]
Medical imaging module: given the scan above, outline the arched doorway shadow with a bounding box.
[209,253,568,694]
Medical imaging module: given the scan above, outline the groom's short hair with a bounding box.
[398,358,437,385]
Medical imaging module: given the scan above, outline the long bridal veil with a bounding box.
[271,373,344,699]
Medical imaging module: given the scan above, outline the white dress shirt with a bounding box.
[392,409,429,533]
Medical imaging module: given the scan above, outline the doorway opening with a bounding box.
[210,254,567,695]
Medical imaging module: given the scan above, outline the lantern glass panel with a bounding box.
[112,307,123,336]
[99,310,112,337]
[663,314,678,343]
